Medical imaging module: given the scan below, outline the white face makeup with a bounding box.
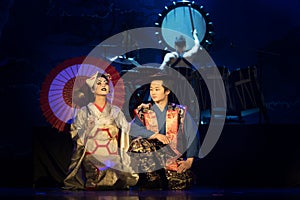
[94,76,110,96]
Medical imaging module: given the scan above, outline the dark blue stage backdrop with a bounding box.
[0,0,299,188]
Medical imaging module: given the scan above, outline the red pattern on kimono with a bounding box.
[134,104,186,171]
[85,127,119,155]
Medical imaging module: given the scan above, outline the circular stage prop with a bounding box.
[155,0,214,51]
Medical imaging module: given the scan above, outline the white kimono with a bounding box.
[64,102,138,190]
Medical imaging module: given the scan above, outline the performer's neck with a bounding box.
[154,99,168,111]
[176,48,185,55]
[94,95,107,107]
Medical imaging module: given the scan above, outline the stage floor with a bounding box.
[1,187,300,200]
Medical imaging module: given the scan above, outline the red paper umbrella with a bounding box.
[40,56,125,132]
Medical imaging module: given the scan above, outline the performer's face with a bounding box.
[150,80,170,103]
[175,44,186,53]
[94,77,110,96]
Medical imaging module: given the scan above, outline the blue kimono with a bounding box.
[130,103,200,158]
[128,102,200,190]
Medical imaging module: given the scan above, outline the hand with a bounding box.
[177,158,193,173]
[193,29,198,38]
[137,103,151,111]
[162,52,176,67]
[149,133,170,144]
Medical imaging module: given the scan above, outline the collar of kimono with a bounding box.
[94,101,107,112]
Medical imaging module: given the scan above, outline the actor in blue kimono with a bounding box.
[128,73,200,190]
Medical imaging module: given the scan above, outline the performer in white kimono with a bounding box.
[63,72,138,190]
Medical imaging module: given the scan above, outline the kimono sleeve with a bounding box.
[113,106,131,152]
[183,111,200,158]
[70,107,88,140]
